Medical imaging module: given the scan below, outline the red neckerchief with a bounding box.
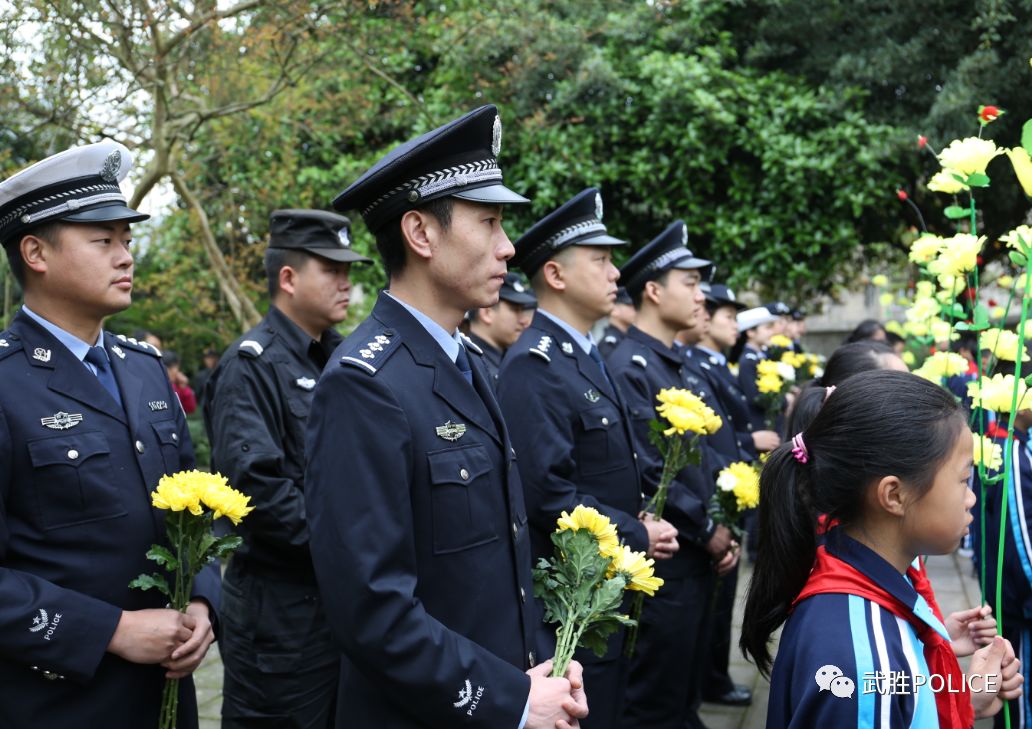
[794,546,973,729]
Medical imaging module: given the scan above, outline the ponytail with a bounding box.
[740,442,817,675]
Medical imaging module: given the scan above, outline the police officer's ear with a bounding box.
[19,232,54,277]
[399,209,437,263]
[277,258,311,299]
[643,279,664,307]
[539,258,567,293]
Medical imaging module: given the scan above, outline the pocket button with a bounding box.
[67,449,79,460]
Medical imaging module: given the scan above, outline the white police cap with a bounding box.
[0,141,148,246]
[737,306,780,331]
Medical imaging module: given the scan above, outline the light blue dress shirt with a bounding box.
[21,305,106,375]
[537,309,595,355]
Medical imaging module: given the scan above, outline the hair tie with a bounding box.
[823,385,836,403]
[791,433,809,464]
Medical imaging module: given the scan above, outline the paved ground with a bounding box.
[192,550,989,728]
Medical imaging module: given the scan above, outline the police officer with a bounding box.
[0,142,218,728]
[466,271,537,385]
[498,188,679,729]
[597,287,634,359]
[730,305,780,431]
[606,222,736,729]
[204,209,370,727]
[305,105,588,729]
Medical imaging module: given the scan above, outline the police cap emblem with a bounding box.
[100,149,122,183]
[491,115,502,157]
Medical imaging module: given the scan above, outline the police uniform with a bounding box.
[467,272,536,386]
[606,221,721,729]
[597,288,632,360]
[306,105,540,728]
[734,306,780,431]
[204,209,370,727]
[0,142,217,729]
[498,188,647,729]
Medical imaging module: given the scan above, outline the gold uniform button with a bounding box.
[67,449,79,460]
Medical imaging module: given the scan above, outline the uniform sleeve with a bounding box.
[0,402,122,683]
[738,357,760,409]
[497,356,648,553]
[305,366,530,728]
[611,365,712,543]
[208,356,308,555]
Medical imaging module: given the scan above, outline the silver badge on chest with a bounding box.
[435,420,467,442]
[41,411,83,430]
[148,400,169,411]
[295,377,316,391]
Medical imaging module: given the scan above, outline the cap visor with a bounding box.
[573,232,626,247]
[308,248,373,264]
[706,296,747,312]
[500,291,538,307]
[451,183,530,205]
[672,256,712,271]
[61,203,149,225]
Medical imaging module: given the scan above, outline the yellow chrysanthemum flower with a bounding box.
[912,351,970,383]
[904,320,929,338]
[780,351,806,369]
[716,462,761,510]
[968,374,1031,413]
[556,505,619,556]
[927,234,985,277]
[902,351,916,366]
[927,169,969,194]
[880,292,894,307]
[768,334,793,349]
[998,274,1015,290]
[871,274,889,287]
[756,360,780,377]
[152,472,204,515]
[757,373,784,394]
[1000,225,1032,251]
[885,320,905,336]
[972,432,1003,472]
[909,234,945,265]
[991,306,1006,320]
[1007,147,1032,197]
[916,280,936,299]
[607,545,664,596]
[197,473,255,525]
[905,296,940,323]
[655,388,723,436]
[930,318,954,343]
[938,137,1004,176]
[981,328,1030,363]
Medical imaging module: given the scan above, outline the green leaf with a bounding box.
[145,545,178,571]
[129,572,171,597]
[1024,373,1032,386]
[944,205,968,220]
[965,173,990,188]
[1010,251,1028,267]
[1023,119,1032,156]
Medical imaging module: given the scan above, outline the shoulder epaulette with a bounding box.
[113,333,162,357]
[459,333,483,356]
[529,334,552,363]
[339,328,401,375]
[603,335,618,344]
[744,352,758,362]
[0,331,22,362]
[631,354,648,369]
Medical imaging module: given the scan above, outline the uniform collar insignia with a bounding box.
[295,376,316,390]
[0,338,8,347]
[32,347,51,363]
[435,420,467,441]
[584,389,601,403]
[560,342,574,355]
[148,400,169,411]
[111,345,126,359]
[41,411,83,430]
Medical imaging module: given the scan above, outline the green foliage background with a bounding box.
[1,0,1031,371]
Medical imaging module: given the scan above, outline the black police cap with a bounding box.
[499,272,537,307]
[332,105,528,231]
[512,188,624,277]
[703,282,746,311]
[619,220,713,297]
[791,308,807,320]
[269,209,371,264]
[765,301,791,316]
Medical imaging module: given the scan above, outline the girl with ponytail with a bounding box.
[742,369,1023,728]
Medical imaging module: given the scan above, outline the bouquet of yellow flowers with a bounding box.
[755,359,794,429]
[533,505,661,677]
[131,470,253,729]
[711,462,761,539]
[765,333,794,361]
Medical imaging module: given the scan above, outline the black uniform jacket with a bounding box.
[305,293,537,728]
[0,311,218,729]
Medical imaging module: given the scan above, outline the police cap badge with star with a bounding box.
[332,105,529,232]
[619,220,714,297]
[511,187,625,278]
[0,141,149,247]
[498,272,537,308]
[269,209,371,264]
[703,282,747,311]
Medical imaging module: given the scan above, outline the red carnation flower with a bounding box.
[896,189,908,201]
[917,135,928,149]
[978,105,1003,123]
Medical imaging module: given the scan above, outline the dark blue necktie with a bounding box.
[454,343,473,385]
[589,343,612,388]
[85,346,123,407]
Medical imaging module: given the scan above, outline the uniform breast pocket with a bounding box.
[27,431,127,530]
[151,419,183,473]
[426,444,499,555]
[576,405,626,476]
